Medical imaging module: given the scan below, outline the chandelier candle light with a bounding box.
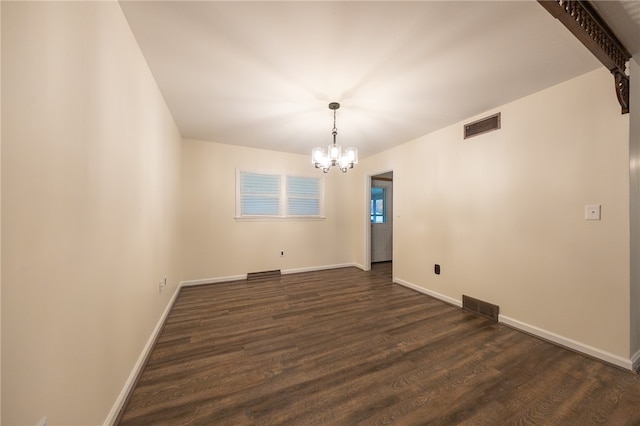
[312,102,358,173]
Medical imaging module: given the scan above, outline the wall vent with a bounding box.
[464,112,501,139]
[247,270,281,280]
[462,295,499,322]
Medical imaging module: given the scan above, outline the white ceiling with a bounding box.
[119,1,636,159]
[592,0,640,57]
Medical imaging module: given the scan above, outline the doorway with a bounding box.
[370,172,393,264]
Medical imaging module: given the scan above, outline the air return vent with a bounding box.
[462,295,499,322]
[464,112,501,139]
[247,270,281,280]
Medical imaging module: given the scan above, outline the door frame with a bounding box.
[364,169,394,271]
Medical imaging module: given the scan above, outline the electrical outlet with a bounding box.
[36,417,47,426]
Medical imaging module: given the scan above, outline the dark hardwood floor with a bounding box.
[118,262,640,425]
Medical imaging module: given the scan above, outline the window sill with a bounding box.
[234,216,326,222]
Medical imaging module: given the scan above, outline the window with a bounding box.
[237,171,324,219]
[371,186,387,223]
[287,176,321,216]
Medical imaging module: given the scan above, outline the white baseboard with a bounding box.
[282,263,360,275]
[103,285,181,426]
[180,274,247,287]
[393,277,462,308]
[392,277,633,371]
[180,264,362,286]
[499,315,633,371]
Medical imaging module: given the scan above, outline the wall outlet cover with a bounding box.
[585,204,601,220]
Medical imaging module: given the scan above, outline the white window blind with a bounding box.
[287,176,320,216]
[239,172,281,216]
[236,171,324,219]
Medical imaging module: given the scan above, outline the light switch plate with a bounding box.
[585,204,601,220]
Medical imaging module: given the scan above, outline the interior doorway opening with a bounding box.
[369,171,393,269]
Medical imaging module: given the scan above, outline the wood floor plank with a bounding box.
[118,263,640,425]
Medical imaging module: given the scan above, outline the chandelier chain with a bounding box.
[332,109,337,143]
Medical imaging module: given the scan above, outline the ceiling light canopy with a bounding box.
[312,102,358,173]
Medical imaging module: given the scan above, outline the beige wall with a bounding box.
[180,139,354,282]
[353,68,631,363]
[1,2,182,425]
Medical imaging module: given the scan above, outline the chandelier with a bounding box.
[311,102,358,173]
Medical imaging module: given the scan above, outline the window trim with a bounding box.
[235,169,325,220]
